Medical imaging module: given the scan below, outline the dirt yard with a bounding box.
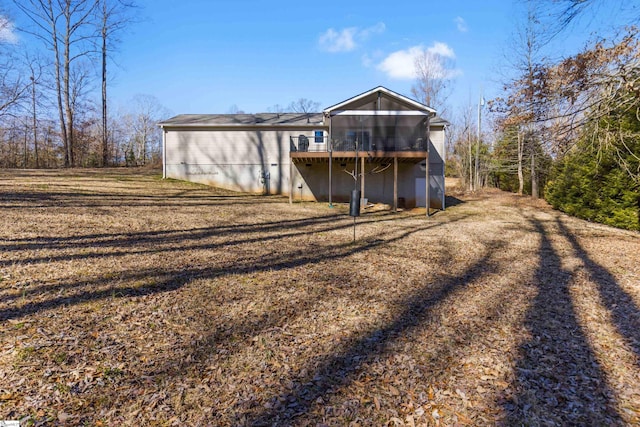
[1,169,639,426]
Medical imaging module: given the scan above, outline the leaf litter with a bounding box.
[0,169,638,426]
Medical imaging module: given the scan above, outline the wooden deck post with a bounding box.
[425,155,430,217]
[426,114,431,217]
[360,155,365,208]
[393,156,398,213]
[328,151,332,206]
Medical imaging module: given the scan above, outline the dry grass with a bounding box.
[0,169,639,426]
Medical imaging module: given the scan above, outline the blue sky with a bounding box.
[4,0,627,119]
[109,0,519,116]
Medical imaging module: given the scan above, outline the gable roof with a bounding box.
[323,86,437,114]
[159,87,444,129]
[159,113,324,128]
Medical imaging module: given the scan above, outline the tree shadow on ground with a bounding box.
[556,218,640,361]
[0,214,425,295]
[0,214,467,323]
[238,252,498,425]
[503,216,621,425]
[0,190,290,209]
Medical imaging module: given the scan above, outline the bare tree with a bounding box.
[97,0,136,167]
[226,104,245,114]
[0,58,26,119]
[541,30,640,182]
[24,54,46,167]
[14,0,99,167]
[129,94,170,166]
[287,98,320,114]
[493,0,549,197]
[0,14,27,119]
[410,49,456,116]
[542,0,638,34]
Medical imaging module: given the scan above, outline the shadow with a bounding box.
[445,195,465,207]
[503,217,621,425]
[0,213,468,322]
[0,213,344,251]
[241,249,497,425]
[556,218,640,360]
[0,212,417,274]
[0,190,289,209]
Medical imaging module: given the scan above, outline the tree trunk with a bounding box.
[64,13,74,167]
[474,136,480,191]
[468,129,473,191]
[31,75,38,168]
[49,1,69,167]
[531,151,538,198]
[517,132,524,195]
[101,0,108,167]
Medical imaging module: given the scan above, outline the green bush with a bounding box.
[545,132,640,231]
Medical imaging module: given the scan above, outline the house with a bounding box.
[159,86,447,210]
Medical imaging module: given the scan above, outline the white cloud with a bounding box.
[319,27,357,52]
[0,16,19,44]
[428,41,455,59]
[377,45,423,79]
[377,42,461,80]
[318,22,385,53]
[454,16,468,33]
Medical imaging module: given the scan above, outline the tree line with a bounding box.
[420,0,639,231]
[0,0,169,169]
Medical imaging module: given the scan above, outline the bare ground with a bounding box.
[0,169,639,426]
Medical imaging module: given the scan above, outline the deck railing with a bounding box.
[290,135,427,153]
[290,135,329,153]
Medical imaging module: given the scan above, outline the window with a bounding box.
[314,130,324,143]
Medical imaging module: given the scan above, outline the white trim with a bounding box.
[162,129,167,179]
[330,110,432,117]
[323,86,436,114]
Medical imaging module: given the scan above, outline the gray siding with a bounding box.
[164,128,326,194]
